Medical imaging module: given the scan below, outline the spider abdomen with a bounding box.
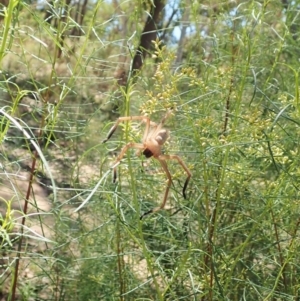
[155,129,169,145]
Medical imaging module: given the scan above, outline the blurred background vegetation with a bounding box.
[1,0,300,300]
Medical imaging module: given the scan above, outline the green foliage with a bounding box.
[1,0,300,300]
[0,198,15,248]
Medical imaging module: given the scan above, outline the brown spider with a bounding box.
[102,110,191,218]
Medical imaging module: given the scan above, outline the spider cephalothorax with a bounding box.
[102,110,191,218]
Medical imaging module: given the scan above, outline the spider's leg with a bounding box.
[159,154,191,199]
[112,142,145,183]
[141,117,150,141]
[102,116,151,143]
[140,158,172,219]
[160,109,172,126]
[157,158,172,209]
[102,120,121,143]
